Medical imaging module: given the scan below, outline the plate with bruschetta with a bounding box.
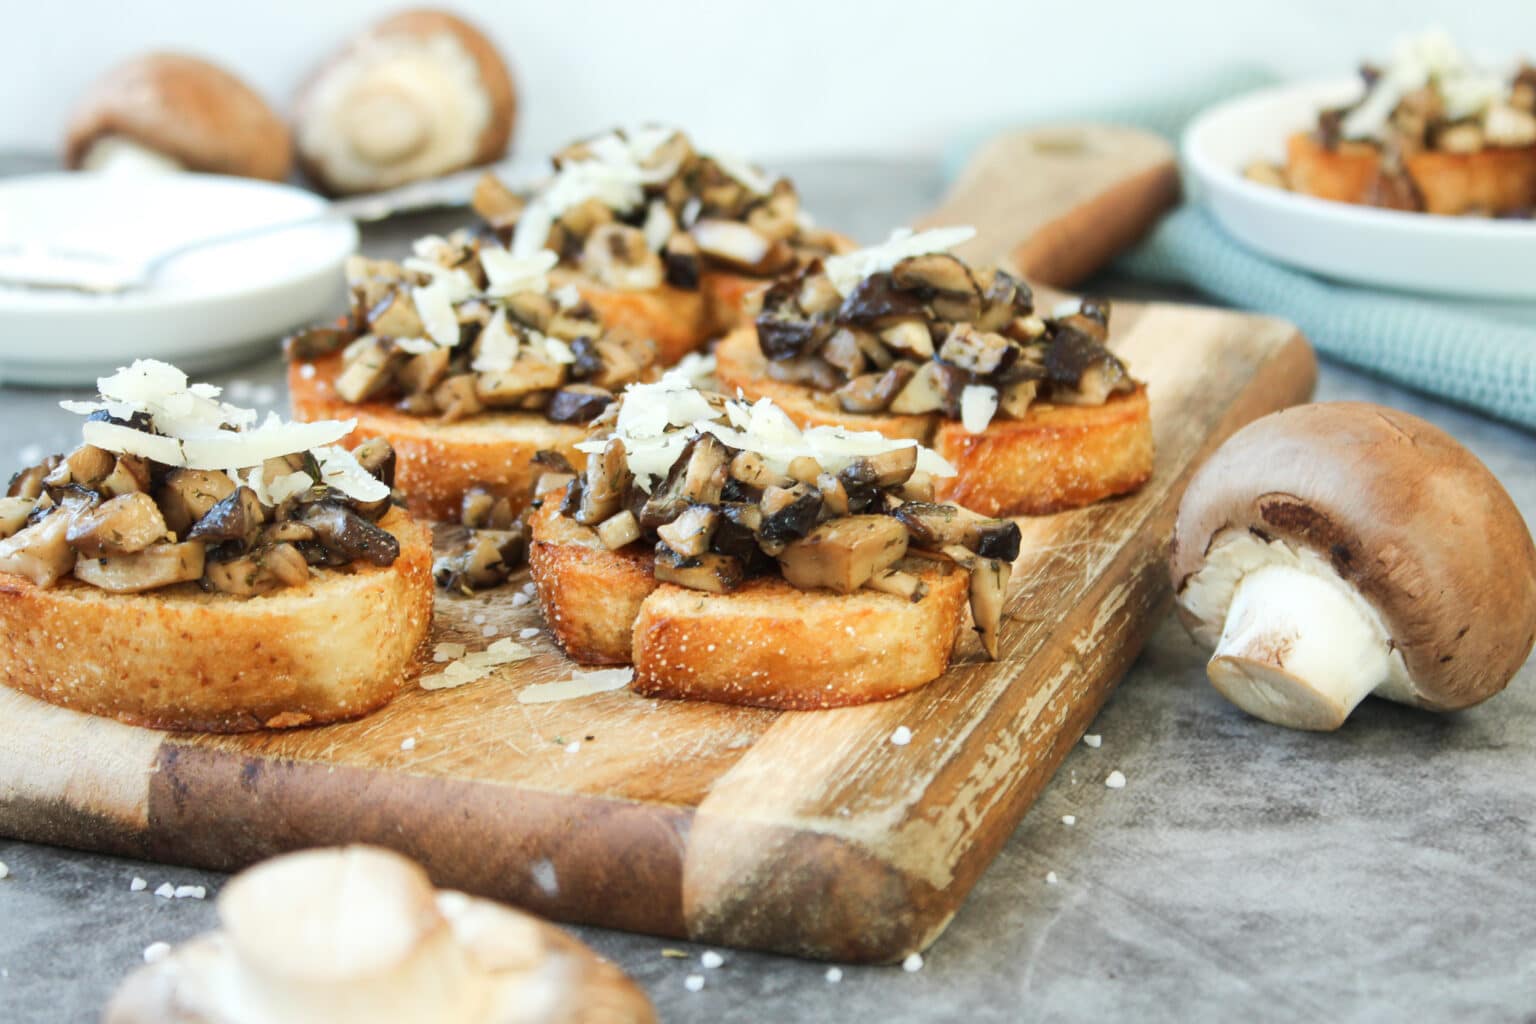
[1183,30,1536,301]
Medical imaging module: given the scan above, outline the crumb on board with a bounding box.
[1105,770,1126,789]
[1062,814,1076,826]
[684,974,705,992]
[142,942,171,964]
[130,877,146,892]
[1046,871,1059,885]
[701,950,724,969]
[1083,733,1102,748]
[401,737,417,752]
[902,953,924,973]
[826,966,844,983]
[890,726,913,746]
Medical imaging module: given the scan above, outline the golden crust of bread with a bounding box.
[1286,130,1536,214]
[371,9,517,167]
[713,326,935,440]
[1404,145,1536,215]
[527,502,657,664]
[631,563,967,709]
[932,386,1154,517]
[0,508,433,733]
[564,272,712,367]
[1284,132,1393,207]
[716,326,1154,515]
[700,270,770,337]
[64,53,292,181]
[288,354,587,522]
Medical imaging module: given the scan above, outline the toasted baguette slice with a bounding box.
[716,326,1154,515]
[1287,130,1536,214]
[931,387,1153,516]
[527,501,657,664]
[562,273,712,367]
[289,353,587,522]
[713,326,935,440]
[1284,132,1397,207]
[0,508,432,732]
[1404,145,1536,215]
[700,269,771,335]
[631,562,968,709]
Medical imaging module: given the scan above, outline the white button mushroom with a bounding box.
[63,54,292,182]
[295,10,517,195]
[102,846,652,1024]
[1171,403,1536,731]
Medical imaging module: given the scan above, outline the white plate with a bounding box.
[0,173,357,386]
[1182,77,1536,302]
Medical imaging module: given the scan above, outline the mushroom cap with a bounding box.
[103,845,657,1024]
[63,52,293,181]
[1171,402,1536,711]
[295,8,517,195]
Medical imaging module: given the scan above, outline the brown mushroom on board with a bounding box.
[104,846,655,1024]
[63,53,292,180]
[295,8,516,195]
[1171,403,1536,732]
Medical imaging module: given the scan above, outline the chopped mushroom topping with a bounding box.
[283,231,659,425]
[0,361,403,597]
[752,231,1136,429]
[471,126,845,289]
[558,376,1021,658]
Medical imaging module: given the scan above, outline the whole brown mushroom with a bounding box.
[1171,403,1536,731]
[63,53,292,181]
[295,8,517,195]
[104,845,655,1024]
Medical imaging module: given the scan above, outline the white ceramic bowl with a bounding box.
[0,173,357,386]
[1182,77,1536,302]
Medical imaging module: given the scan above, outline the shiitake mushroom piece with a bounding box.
[653,543,745,594]
[1043,325,1131,404]
[545,385,614,424]
[65,492,168,557]
[836,363,917,414]
[758,484,822,542]
[866,566,930,603]
[301,503,401,567]
[777,515,909,594]
[838,447,918,490]
[351,437,397,489]
[186,487,267,550]
[894,501,1021,561]
[838,272,928,322]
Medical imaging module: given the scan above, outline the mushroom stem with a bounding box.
[1206,564,1391,731]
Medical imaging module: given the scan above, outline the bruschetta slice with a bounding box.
[287,234,666,522]
[0,360,433,732]
[471,127,850,357]
[526,375,1021,708]
[712,227,1153,517]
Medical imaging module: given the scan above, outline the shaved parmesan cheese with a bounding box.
[393,337,441,355]
[1051,298,1084,318]
[401,258,476,303]
[673,351,717,387]
[512,158,646,257]
[412,280,461,348]
[1341,29,1502,140]
[244,463,315,506]
[552,283,582,309]
[420,637,532,691]
[960,385,1000,434]
[823,226,978,295]
[62,358,254,437]
[179,415,354,472]
[517,667,634,704]
[540,335,576,364]
[310,445,391,503]
[510,198,555,259]
[481,247,557,297]
[579,375,956,488]
[642,200,675,252]
[81,420,183,465]
[708,150,773,195]
[471,308,520,373]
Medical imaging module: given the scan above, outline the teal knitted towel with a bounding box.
[944,69,1536,432]
[1114,208,1536,430]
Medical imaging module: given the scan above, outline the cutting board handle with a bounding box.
[913,123,1180,289]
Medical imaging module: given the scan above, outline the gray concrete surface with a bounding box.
[1,161,1533,1023]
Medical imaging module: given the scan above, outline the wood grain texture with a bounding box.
[0,300,1315,960]
[0,130,1316,962]
[915,123,1179,286]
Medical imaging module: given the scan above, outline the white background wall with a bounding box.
[3,1,1531,162]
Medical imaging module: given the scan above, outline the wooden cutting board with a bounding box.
[0,126,1315,963]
